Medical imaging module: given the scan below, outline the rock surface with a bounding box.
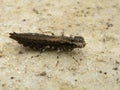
[0,0,120,90]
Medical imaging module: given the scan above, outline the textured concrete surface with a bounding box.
[0,0,120,90]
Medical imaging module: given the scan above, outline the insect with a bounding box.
[9,32,86,52]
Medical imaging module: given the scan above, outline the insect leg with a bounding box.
[61,29,64,37]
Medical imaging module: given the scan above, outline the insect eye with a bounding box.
[74,36,84,42]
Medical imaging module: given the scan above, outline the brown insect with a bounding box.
[9,32,86,52]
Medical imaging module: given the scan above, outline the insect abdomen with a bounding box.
[9,32,75,51]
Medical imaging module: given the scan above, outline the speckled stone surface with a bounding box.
[0,0,120,90]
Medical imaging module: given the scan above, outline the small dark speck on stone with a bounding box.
[22,19,26,22]
[104,72,107,75]
[87,7,91,9]
[116,78,119,83]
[101,51,104,53]
[99,70,102,73]
[108,18,111,21]
[32,8,39,14]
[68,25,72,27]
[79,58,82,61]
[2,84,6,87]
[116,61,120,64]
[18,51,23,54]
[77,1,80,4]
[105,27,109,30]
[108,23,113,27]
[10,77,14,79]
[86,11,90,14]
[113,67,118,70]
[57,56,59,59]
[40,71,46,76]
[0,55,3,58]
[75,79,78,82]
